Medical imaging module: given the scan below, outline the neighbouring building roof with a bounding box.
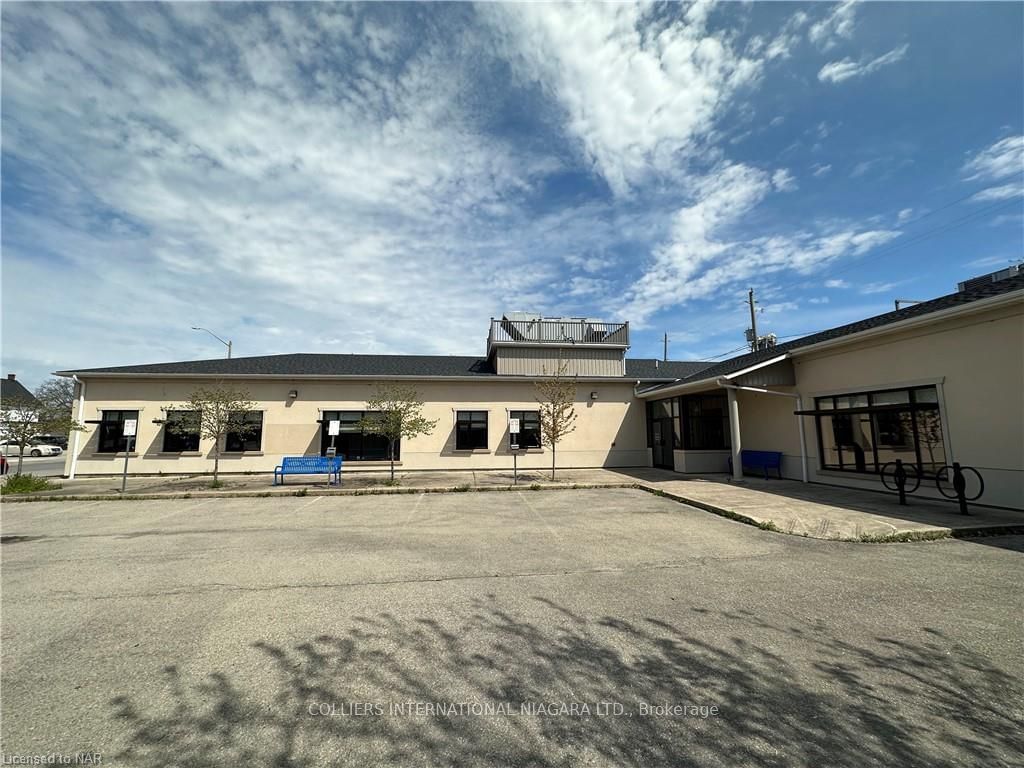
[641,273,1024,395]
[56,353,712,381]
[1,375,38,405]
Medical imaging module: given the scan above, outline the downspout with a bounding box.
[716,379,808,484]
[68,375,85,479]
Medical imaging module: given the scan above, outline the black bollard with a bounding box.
[894,459,908,506]
[952,462,969,516]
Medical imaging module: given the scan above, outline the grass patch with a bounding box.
[380,479,401,487]
[1,474,61,495]
[208,480,225,490]
[452,483,472,493]
[756,520,781,532]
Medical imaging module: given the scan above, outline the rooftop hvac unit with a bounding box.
[958,264,1021,292]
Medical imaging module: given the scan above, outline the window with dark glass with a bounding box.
[814,385,944,476]
[456,411,488,450]
[509,410,541,449]
[225,411,263,452]
[98,410,139,453]
[682,394,730,450]
[162,410,200,452]
[320,411,393,460]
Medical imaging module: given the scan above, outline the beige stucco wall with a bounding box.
[655,298,1023,509]
[65,378,649,476]
[791,300,1024,509]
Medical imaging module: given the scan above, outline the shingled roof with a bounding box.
[57,353,711,381]
[1,375,38,405]
[642,273,1024,394]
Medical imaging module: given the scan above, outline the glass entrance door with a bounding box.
[652,419,674,469]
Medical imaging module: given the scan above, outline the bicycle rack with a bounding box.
[879,459,921,506]
[935,462,984,516]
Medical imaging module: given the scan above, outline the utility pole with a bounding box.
[663,333,668,362]
[748,288,759,352]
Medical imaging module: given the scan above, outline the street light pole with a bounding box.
[191,327,232,358]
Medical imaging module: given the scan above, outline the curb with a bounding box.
[629,483,1024,543]
[0,481,637,503]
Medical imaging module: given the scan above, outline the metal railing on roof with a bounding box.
[487,317,629,351]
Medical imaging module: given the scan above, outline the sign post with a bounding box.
[326,420,340,484]
[121,419,137,493]
[509,418,520,486]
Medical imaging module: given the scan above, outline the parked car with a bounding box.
[0,440,62,457]
[32,434,69,450]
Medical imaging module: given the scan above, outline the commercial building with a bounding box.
[57,274,1024,509]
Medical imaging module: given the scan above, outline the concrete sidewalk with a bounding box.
[618,468,1024,541]
[4,466,1021,542]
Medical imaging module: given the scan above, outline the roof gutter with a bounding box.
[53,371,653,385]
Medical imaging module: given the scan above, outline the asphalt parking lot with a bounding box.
[2,488,1022,767]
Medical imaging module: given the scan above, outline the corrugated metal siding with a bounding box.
[495,347,625,377]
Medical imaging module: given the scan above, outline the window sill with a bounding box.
[154,452,202,457]
[454,449,491,454]
[91,452,139,458]
[221,452,264,457]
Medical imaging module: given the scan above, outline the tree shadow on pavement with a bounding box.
[109,598,1023,767]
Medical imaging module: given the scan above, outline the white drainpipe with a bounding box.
[68,375,85,479]
[716,378,808,484]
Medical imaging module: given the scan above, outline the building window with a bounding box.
[814,385,945,476]
[508,410,541,449]
[456,411,488,450]
[162,410,200,452]
[320,411,393,460]
[682,394,730,450]
[98,410,139,453]
[225,411,263,452]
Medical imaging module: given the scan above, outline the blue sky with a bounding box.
[2,1,1022,388]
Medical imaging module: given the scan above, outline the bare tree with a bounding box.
[0,380,83,475]
[35,377,76,416]
[359,384,438,482]
[163,385,258,484]
[535,360,578,480]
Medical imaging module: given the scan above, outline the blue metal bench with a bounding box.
[273,456,343,486]
[728,450,783,479]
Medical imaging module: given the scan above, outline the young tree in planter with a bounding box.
[163,385,258,484]
[535,360,578,480]
[0,379,84,475]
[359,384,438,482]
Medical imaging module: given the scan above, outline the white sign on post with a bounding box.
[122,419,138,437]
[509,418,520,434]
[328,420,340,436]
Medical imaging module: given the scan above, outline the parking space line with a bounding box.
[399,492,426,528]
[516,491,564,544]
[294,495,325,513]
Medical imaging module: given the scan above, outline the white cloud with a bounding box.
[970,184,1024,202]
[962,135,1024,182]
[772,169,798,192]
[818,44,909,84]
[615,163,900,324]
[765,10,809,60]
[481,3,763,196]
[966,255,1014,269]
[811,163,832,178]
[808,297,830,304]
[859,281,901,295]
[825,279,849,288]
[0,4,576,378]
[897,208,914,224]
[808,1,858,50]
